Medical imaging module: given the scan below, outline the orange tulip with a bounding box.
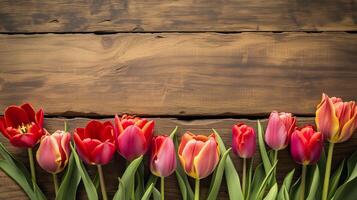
[316,93,357,143]
[178,132,220,179]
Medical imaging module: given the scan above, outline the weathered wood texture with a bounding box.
[1,117,356,199]
[0,33,357,116]
[0,0,356,32]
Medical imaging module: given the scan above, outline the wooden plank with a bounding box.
[0,0,356,32]
[1,117,356,199]
[0,33,357,116]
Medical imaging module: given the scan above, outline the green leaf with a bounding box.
[114,178,125,200]
[92,172,99,190]
[145,174,157,191]
[306,165,319,200]
[264,183,278,200]
[169,126,178,139]
[207,148,231,200]
[248,163,265,200]
[113,156,143,200]
[256,161,278,200]
[213,129,244,200]
[247,157,254,199]
[135,163,145,200]
[278,169,295,200]
[347,150,357,178]
[56,154,81,200]
[328,159,345,199]
[71,144,98,200]
[141,183,154,200]
[152,187,161,200]
[290,177,301,200]
[332,177,357,200]
[176,170,188,200]
[257,120,272,174]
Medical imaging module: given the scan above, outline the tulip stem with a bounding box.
[273,150,278,182]
[195,178,200,200]
[322,142,334,200]
[52,173,59,196]
[161,177,165,200]
[97,165,108,200]
[242,158,247,198]
[27,148,36,189]
[300,165,307,200]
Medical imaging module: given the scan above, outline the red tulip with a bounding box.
[150,136,176,177]
[316,93,357,143]
[114,114,155,161]
[0,103,44,148]
[36,130,71,174]
[290,125,323,165]
[74,120,115,165]
[178,132,220,179]
[265,111,296,150]
[232,123,256,158]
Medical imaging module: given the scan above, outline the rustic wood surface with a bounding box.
[1,117,356,199]
[0,0,356,32]
[1,33,357,117]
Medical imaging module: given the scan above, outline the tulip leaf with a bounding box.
[246,157,254,200]
[135,163,145,200]
[213,129,244,200]
[56,154,81,200]
[264,183,278,200]
[290,177,301,200]
[277,169,295,200]
[169,126,178,139]
[141,183,154,200]
[145,174,157,190]
[347,150,357,178]
[71,144,98,200]
[176,170,188,200]
[328,159,345,199]
[306,165,319,200]
[257,120,272,174]
[92,172,100,190]
[113,156,143,200]
[207,148,231,200]
[256,161,278,200]
[152,187,161,200]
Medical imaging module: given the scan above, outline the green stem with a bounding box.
[52,173,59,196]
[273,150,278,182]
[27,148,36,189]
[242,158,247,198]
[322,142,334,200]
[97,165,108,200]
[195,178,200,200]
[161,177,165,200]
[301,165,307,200]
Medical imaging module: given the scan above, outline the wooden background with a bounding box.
[0,0,357,199]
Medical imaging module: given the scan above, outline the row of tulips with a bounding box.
[0,93,356,200]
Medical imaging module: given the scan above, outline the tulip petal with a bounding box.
[85,120,103,139]
[265,111,288,150]
[21,103,36,123]
[290,131,306,165]
[35,109,44,128]
[193,137,219,179]
[74,132,92,164]
[178,132,194,156]
[181,140,205,177]
[339,109,357,143]
[308,132,323,164]
[91,142,115,165]
[239,131,256,158]
[99,124,114,142]
[315,93,339,142]
[36,136,62,173]
[0,117,11,139]
[10,132,38,148]
[152,138,176,177]
[117,125,146,160]
[141,120,155,142]
[5,106,30,128]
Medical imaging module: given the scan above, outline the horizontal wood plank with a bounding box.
[0,0,356,32]
[0,33,357,116]
[0,117,356,199]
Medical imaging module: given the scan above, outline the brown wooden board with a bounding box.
[0,33,357,116]
[0,0,356,33]
[0,117,356,199]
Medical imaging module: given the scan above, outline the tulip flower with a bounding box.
[265,111,296,150]
[179,132,220,200]
[114,114,155,161]
[316,93,357,200]
[290,125,323,200]
[74,120,116,200]
[150,135,176,200]
[0,103,45,187]
[36,130,71,195]
[232,123,256,196]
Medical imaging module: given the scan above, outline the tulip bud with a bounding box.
[114,114,155,161]
[265,111,296,150]
[0,103,45,148]
[150,136,176,177]
[290,125,323,165]
[316,93,357,143]
[74,120,116,165]
[36,130,71,174]
[232,123,256,158]
[178,132,220,179]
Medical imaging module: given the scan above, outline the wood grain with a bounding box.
[1,117,356,199]
[0,33,357,116]
[0,0,356,32]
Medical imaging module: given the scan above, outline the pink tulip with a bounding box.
[316,93,357,143]
[114,114,155,161]
[178,132,220,179]
[265,111,296,150]
[36,130,71,174]
[290,125,323,165]
[232,123,256,158]
[150,136,176,177]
